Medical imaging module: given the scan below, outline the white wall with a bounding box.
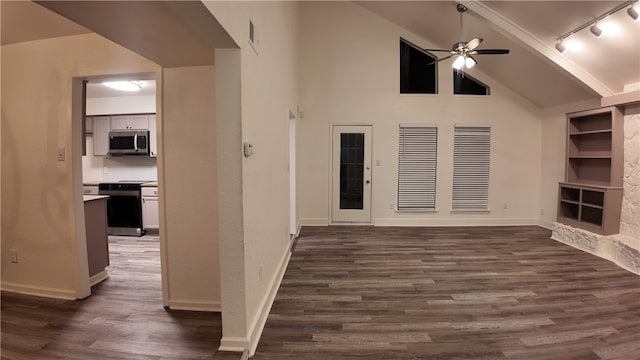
[1,33,160,298]
[538,98,601,228]
[298,2,544,227]
[203,1,299,354]
[162,65,221,311]
[86,95,155,115]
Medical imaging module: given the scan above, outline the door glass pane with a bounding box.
[340,133,364,209]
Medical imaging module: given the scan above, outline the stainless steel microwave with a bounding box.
[108,130,150,155]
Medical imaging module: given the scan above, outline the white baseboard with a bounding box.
[1,282,78,300]
[246,247,292,356]
[219,336,250,352]
[373,217,539,227]
[300,218,329,226]
[537,218,555,230]
[89,270,109,287]
[168,299,221,312]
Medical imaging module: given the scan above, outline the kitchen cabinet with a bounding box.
[85,116,93,134]
[83,185,99,195]
[142,186,159,233]
[92,116,111,156]
[111,114,149,130]
[84,195,110,286]
[149,114,157,157]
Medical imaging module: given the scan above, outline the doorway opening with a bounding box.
[77,73,163,301]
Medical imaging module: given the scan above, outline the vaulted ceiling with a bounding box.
[2,1,639,109]
[358,1,640,108]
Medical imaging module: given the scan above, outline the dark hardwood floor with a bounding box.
[1,236,239,360]
[252,226,640,360]
[4,227,640,359]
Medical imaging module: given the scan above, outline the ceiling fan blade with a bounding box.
[465,37,483,51]
[425,54,455,66]
[473,49,510,55]
[423,48,455,53]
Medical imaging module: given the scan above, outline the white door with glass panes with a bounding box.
[331,125,372,223]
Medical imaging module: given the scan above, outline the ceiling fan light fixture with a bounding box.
[452,55,465,70]
[628,6,639,21]
[465,56,477,69]
[590,24,603,37]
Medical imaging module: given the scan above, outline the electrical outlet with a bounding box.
[540,208,544,216]
[503,202,508,210]
[10,249,17,263]
[259,264,263,281]
[389,203,395,210]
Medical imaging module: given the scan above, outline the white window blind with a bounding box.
[398,125,438,210]
[452,126,490,210]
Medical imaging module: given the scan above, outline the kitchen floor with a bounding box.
[0,235,240,360]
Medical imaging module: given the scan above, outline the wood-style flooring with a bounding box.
[1,235,239,360]
[252,226,640,359]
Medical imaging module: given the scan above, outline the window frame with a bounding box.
[400,38,438,95]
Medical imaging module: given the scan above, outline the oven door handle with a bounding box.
[99,190,140,197]
[134,133,138,151]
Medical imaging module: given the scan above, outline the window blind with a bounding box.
[398,125,438,210]
[452,126,490,210]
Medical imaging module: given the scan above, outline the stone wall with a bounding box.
[620,106,639,239]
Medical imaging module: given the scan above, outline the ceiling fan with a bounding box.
[424,4,509,70]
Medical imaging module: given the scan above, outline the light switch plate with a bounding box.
[243,142,254,157]
[57,147,65,161]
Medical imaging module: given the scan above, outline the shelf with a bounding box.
[567,158,611,185]
[568,155,611,159]
[569,112,612,134]
[560,106,622,235]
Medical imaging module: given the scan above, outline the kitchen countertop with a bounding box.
[83,181,157,187]
[84,195,110,202]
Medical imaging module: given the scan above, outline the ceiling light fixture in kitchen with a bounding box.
[102,80,142,92]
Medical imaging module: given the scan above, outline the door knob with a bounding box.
[366,180,371,184]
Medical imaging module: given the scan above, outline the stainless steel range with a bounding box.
[98,181,146,236]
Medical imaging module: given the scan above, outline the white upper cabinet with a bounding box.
[149,114,157,157]
[111,114,149,130]
[92,116,111,156]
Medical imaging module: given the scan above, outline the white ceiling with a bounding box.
[2,1,638,108]
[86,80,156,99]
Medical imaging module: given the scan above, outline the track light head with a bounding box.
[555,41,567,53]
[590,24,603,37]
[628,6,639,21]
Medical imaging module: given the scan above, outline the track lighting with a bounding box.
[555,0,638,53]
[629,6,639,21]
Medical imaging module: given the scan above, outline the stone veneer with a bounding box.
[552,105,640,275]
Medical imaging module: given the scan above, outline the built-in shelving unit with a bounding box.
[557,106,623,235]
